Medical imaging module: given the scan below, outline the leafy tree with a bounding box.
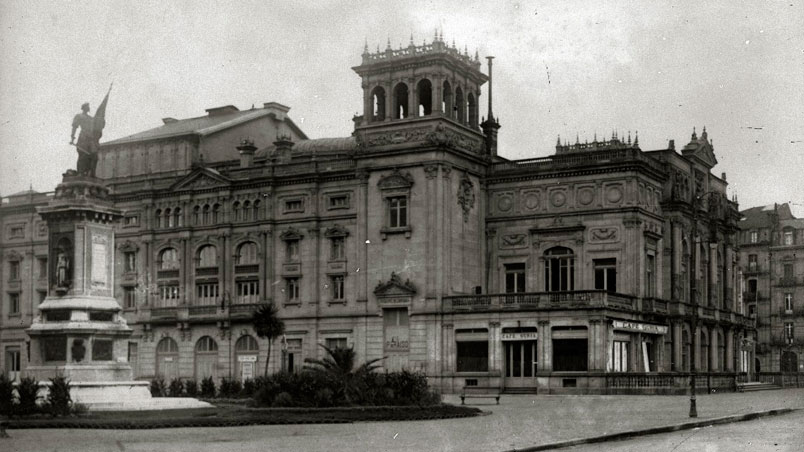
[304,344,384,404]
[251,302,285,376]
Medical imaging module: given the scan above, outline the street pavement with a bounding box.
[4,388,804,452]
[563,408,804,452]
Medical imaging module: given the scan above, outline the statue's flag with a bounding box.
[93,84,112,143]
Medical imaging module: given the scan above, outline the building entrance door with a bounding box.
[504,340,537,387]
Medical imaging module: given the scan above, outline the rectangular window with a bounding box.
[553,338,588,371]
[594,258,617,293]
[504,263,526,293]
[124,215,139,227]
[748,279,758,294]
[331,275,345,300]
[785,322,794,339]
[124,287,136,309]
[284,199,303,213]
[286,278,300,302]
[286,240,299,261]
[748,254,757,271]
[5,347,21,381]
[748,304,756,317]
[8,293,20,315]
[389,196,408,228]
[456,341,489,372]
[236,280,260,304]
[330,237,345,260]
[9,226,24,238]
[328,195,349,209]
[325,337,347,350]
[158,285,180,306]
[195,282,219,305]
[750,231,758,243]
[9,261,20,281]
[783,264,793,279]
[784,230,793,245]
[124,251,137,273]
[612,341,629,372]
[37,258,47,279]
[645,253,656,297]
[784,293,793,313]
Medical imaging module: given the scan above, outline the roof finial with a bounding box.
[434,28,438,41]
[557,135,561,146]
[627,130,632,145]
[593,132,597,143]
[575,133,580,144]
[691,126,697,140]
[634,130,639,146]
[410,33,414,45]
[474,49,479,61]
[452,39,456,49]
[364,38,368,53]
[386,37,391,50]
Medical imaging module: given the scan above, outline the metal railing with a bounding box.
[443,290,636,312]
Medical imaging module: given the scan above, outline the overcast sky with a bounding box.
[1,0,802,215]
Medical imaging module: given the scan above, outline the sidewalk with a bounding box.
[4,389,804,452]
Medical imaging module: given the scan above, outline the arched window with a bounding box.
[195,336,219,380]
[544,247,575,292]
[236,242,258,265]
[242,200,251,222]
[202,204,211,224]
[467,92,478,128]
[165,208,173,228]
[393,83,409,119]
[699,328,709,372]
[442,80,453,116]
[454,86,465,123]
[212,204,221,224]
[235,335,259,352]
[155,209,163,228]
[252,199,261,220]
[233,201,241,222]
[197,245,217,268]
[158,248,179,270]
[174,207,183,227]
[416,79,432,116]
[156,337,179,380]
[193,206,200,225]
[371,86,386,121]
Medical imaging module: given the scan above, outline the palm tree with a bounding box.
[304,344,384,404]
[251,302,285,376]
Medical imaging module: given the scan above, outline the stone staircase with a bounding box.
[736,381,782,392]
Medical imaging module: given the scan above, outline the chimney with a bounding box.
[273,133,294,163]
[668,139,675,150]
[205,105,240,117]
[236,138,257,168]
[162,117,178,124]
[721,172,727,181]
[263,102,291,121]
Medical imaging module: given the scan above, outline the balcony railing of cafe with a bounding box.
[442,290,636,312]
[146,299,269,322]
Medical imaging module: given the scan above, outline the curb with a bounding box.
[502,408,799,452]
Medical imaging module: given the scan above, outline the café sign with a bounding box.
[612,320,668,335]
[501,332,539,341]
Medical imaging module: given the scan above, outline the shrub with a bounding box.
[200,376,216,398]
[313,387,334,407]
[272,391,294,407]
[384,370,431,405]
[16,376,40,415]
[241,379,256,397]
[254,378,278,406]
[219,378,242,398]
[149,377,167,397]
[0,374,14,416]
[71,402,89,416]
[184,379,199,397]
[47,376,72,416]
[168,378,184,397]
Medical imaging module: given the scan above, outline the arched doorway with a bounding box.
[156,337,179,381]
[235,335,259,381]
[781,351,798,373]
[194,336,219,381]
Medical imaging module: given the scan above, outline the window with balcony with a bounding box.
[158,285,180,306]
[124,251,137,273]
[785,322,794,339]
[645,252,656,297]
[748,254,758,271]
[784,293,793,313]
[124,287,136,309]
[286,277,300,303]
[236,280,259,304]
[544,247,575,292]
[195,282,219,306]
[594,259,617,293]
[750,231,758,243]
[504,263,526,293]
[783,229,794,245]
[331,275,345,301]
[8,261,20,281]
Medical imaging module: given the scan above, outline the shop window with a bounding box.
[504,263,526,293]
[594,258,617,293]
[456,341,489,372]
[544,247,574,292]
[553,338,588,371]
[612,341,629,372]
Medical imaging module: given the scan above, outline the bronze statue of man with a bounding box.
[69,86,111,177]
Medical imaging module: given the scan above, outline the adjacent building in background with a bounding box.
[738,203,804,374]
[1,39,758,394]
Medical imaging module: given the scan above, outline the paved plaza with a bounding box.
[4,389,803,452]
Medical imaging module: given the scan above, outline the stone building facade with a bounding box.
[738,203,804,374]
[1,38,755,393]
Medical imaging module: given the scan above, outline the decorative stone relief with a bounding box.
[522,190,541,211]
[457,174,475,222]
[589,227,620,243]
[426,123,483,153]
[605,185,624,204]
[577,186,595,206]
[377,168,414,190]
[500,234,528,249]
[496,192,514,213]
[424,165,439,179]
[366,127,431,147]
[549,189,567,208]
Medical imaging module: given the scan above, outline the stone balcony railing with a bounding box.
[143,300,269,323]
[442,290,636,312]
[490,147,666,176]
[778,277,801,287]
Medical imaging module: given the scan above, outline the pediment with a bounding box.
[374,272,416,296]
[170,168,232,191]
[280,228,304,241]
[377,168,414,190]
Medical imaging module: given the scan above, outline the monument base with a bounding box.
[33,379,213,412]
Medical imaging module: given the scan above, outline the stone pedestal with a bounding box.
[25,174,209,410]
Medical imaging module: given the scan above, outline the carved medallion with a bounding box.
[577,187,595,206]
[550,190,567,208]
[497,193,514,213]
[606,186,623,204]
[522,191,540,211]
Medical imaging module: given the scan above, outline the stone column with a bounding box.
[486,227,497,293]
[433,75,443,115]
[362,83,371,124]
[709,243,718,307]
[424,165,438,298]
[710,327,718,371]
[384,81,393,122]
[725,245,735,310]
[143,239,152,307]
[624,218,643,296]
[181,238,189,305]
[356,169,369,303]
[673,322,683,371]
[588,320,602,371]
[538,320,551,372]
[408,77,417,118]
[489,321,501,373]
[442,323,454,373]
[726,328,735,371]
